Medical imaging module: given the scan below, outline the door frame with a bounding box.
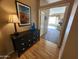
[39,1,70,48]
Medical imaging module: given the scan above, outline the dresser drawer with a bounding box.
[18,47,26,56]
[11,29,40,57]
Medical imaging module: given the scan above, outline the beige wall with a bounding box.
[59,0,78,58]
[0,0,38,55]
[40,0,48,6]
[61,8,78,59]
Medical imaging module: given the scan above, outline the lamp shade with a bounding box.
[9,15,20,23]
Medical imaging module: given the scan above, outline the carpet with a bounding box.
[44,28,60,45]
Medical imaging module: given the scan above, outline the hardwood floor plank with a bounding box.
[7,38,59,59]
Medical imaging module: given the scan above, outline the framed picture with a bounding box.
[16,1,31,26]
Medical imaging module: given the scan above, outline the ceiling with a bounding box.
[46,0,61,3]
[40,0,62,6]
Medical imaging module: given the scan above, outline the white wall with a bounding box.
[40,10,49,36]
[40,11,45,36]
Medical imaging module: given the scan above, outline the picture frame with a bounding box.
[16,1,31,26]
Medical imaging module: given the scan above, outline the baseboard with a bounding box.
[40,32,47,38]
[4,50,14,59]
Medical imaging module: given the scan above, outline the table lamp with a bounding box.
[9,14,20,33]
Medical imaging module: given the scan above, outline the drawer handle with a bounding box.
[33,37,35,39]
[28,40,31,42]
[21,39,23,40]
[21,43,25,45]
[33,41,35,43]
[22,48,25,50]
[13,37,16,39]
[29,44,31,47]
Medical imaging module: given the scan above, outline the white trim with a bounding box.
[4,50,14,59]
[58,0,78,59]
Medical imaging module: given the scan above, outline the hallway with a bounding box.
[43,27,60,45]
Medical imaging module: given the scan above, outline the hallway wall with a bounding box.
[0,0,39,55]
[59,0,78,58]
[61,8,77,59]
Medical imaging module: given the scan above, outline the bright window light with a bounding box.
[48,17,58,25]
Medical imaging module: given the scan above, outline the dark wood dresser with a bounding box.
[11,29,40,57]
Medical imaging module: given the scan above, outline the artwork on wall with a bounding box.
[16,1,31,26]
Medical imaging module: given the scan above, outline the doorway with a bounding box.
[40,6,67,46]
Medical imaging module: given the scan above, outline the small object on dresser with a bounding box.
[30,23,35,32]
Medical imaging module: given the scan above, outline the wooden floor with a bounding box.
[7,38,59,59]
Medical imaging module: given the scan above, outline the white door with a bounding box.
[40,11,45,36]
